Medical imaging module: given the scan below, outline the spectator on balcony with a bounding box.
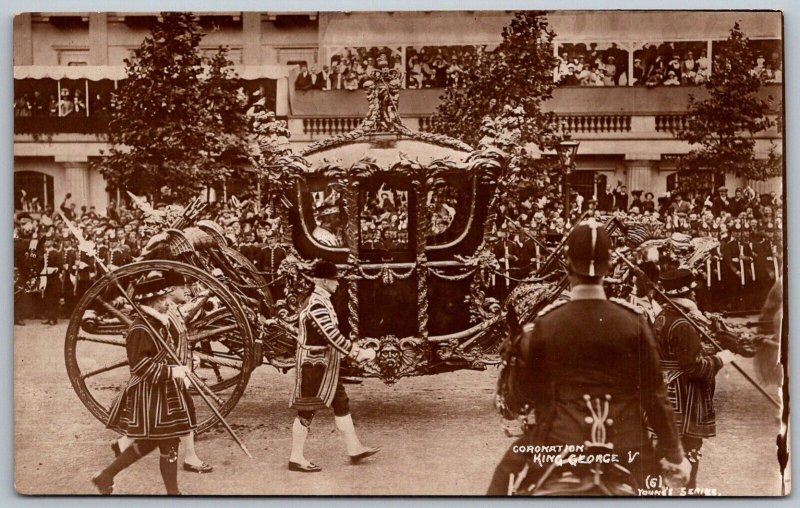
[447,57,463,87]
[32,91,47,117]
[365,57,377,76]
[308,66,320,89]
[73,90,86,116]
[556,51,571,82]
[602,66,615,86]
[683,51,697,76]
[331,63,344,90]
[343,68,359,91]
[752,53,766,78]
[295,64,314,91]
[432,56,447,88]
[562,64,579,86]
[663,70,681,86]
[14,94,32,117]
[604,55,617,83]
[632,58,645,85]
[47,95,58,117]
[765,61,783,83]
[696,49,710,81]
[59,88,75,117]
[667,55,682,80]
[408,55,424,89]
[316,65,332,91]
[577,64,593,86]
[420,55,434,87]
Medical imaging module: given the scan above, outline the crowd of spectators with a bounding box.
[14,87,111,118]
[555,40,782,88]
[294,45,487,91]
[498,181,783,244]
[554,42,630,86]
[360,187,410,250]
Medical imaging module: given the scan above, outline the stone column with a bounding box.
[242,12,262,65]
[625,160,655,195]
[89,13,109,65]
[13,13,33,65]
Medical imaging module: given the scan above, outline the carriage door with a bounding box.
[355,176,419,339]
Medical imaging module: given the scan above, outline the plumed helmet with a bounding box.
[564,219,611,277]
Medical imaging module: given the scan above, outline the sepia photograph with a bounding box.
[12,9,787,496]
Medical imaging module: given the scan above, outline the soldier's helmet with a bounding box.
[564,219,611,277]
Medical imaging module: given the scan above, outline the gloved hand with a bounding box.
[660,456,692,487]
[170,365,191,388]
[170,365,189,379]
[716,350,737,365]
[354,347,377,364]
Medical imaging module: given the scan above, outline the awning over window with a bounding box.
[13,66,128,81]
[14,65,292,81]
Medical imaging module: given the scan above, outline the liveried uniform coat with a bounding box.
[488,286,683,494]
[652,304,722,440]
[106,308,196,439]
[290,286,356,411]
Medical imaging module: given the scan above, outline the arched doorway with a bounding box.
[14,170,54,211]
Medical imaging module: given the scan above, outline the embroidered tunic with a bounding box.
[653,307,722,439]
[106,308,195,439]
[290,287,355,411]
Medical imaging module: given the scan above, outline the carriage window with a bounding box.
[426,177,471,246]
[359,183,409,251]
[310,184,345,248]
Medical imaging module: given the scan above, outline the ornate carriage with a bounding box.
[65,63,541,433]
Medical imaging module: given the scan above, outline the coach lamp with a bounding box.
[557,134,580,223]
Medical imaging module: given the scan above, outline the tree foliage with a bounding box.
[430,11,561,152]
[677,22,782,181]
[94,12,250,202]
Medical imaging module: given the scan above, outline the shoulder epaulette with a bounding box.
[536,299,569,318]
[609,297,644,315]
[521,322,535,334]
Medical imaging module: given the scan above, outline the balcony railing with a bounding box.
[302,117,363,136]
[558,114,631,133]
[654,114,689,133]
[14,115,110,135]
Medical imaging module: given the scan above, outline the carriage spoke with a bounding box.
[77,334,126,347]
[99,301,133,325]
[193,351,243,370]
[81,359,129,379]
[188,325,238,344]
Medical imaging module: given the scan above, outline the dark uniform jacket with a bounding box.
[106,308,196,439]
[290,287,356,411]
[516,287,683,476]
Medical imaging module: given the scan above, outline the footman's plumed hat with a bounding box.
[133,270,186,302]
[660,268,698,296]
[311,260,339,280]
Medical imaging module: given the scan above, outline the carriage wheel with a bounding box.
[65,259,254,435]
